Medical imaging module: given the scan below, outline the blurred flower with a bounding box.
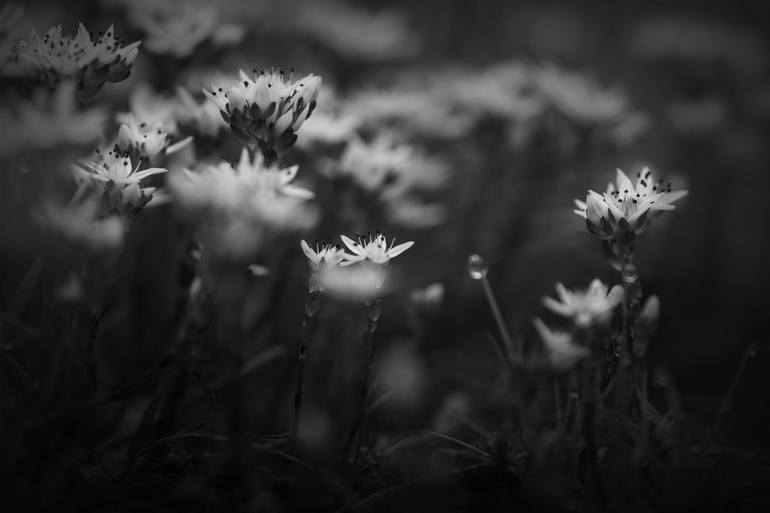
[340,231,414,266]
[410,282,445,312]
[116,83,179,134]
[175,87,227,138]
[116,114,192,162]
[14,23,140,99]
[37,194,125,252]
[639,295,660,327]
[439,63,544,122]
[533,318,589,371]
[574,168,688,241]
[630,16,767,79]
[290,1,419,61]
[169,148,316,260]
[530,63,647,144]
[337,136,448,197]
[109,0,244,57]
[204,68,321,158]
[72,144,167,213]
[345,87,471,139]
[542,279,623,328]
[0,81,106,156]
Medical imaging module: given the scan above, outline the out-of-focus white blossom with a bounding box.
[14,23,139,99]
[169,148,316,260]
[531,63,635,126]
[289,1,419,61]
[630,16,767,78]
[318,263,388,301]
[175,87,227,138]
[542,279,623,328]
[574,168,688,240]
[300,239,346,293]
[37,194,125,252]
[116,84,180,134]
[109,0,244,57]
[0,81,106,156]
[337,136,448,197]
[345,88,471,139]
[533,318,589,371]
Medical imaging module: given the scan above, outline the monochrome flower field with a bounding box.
[0,1,768,512]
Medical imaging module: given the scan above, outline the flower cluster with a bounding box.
[72,145,167,214]
[299,231,413,298]
[204,68,322,160]
[574,168,688,244]
[116,115,193,163]
[14,23,140,100]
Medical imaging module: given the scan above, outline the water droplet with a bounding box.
[467,254,488,280]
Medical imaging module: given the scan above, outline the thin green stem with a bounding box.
[291,295,318,441]
[480,276,518,373]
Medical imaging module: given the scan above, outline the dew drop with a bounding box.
[467,254,488,280]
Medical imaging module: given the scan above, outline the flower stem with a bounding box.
[344,299,381,464]
[290,293,319,441]
[480,276,518,374]
[709,343,756,445]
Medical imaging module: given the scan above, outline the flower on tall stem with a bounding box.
[204,68,321,161]
[542,279,624,329]
[574,167,688,244]
[300,239,346,294]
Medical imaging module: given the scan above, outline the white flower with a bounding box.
[72,145,167,212]
[300,239,346,272]
[533,318,590,371]
[300,239,346,293]
[339,231,414,266]
[542,279,623,328]
[203,68,322,155]
[14,23,139,98]
[574,168,688,240]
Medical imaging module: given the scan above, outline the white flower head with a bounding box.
[14,23,140,99]
[340,231,414,266]
[176,86,227,138]
[300,239,347,293]
[574,167,688,241]
[203,67,322,156]
[72,144,167,212]
[533,318,590,371]
[542,279,623,328]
